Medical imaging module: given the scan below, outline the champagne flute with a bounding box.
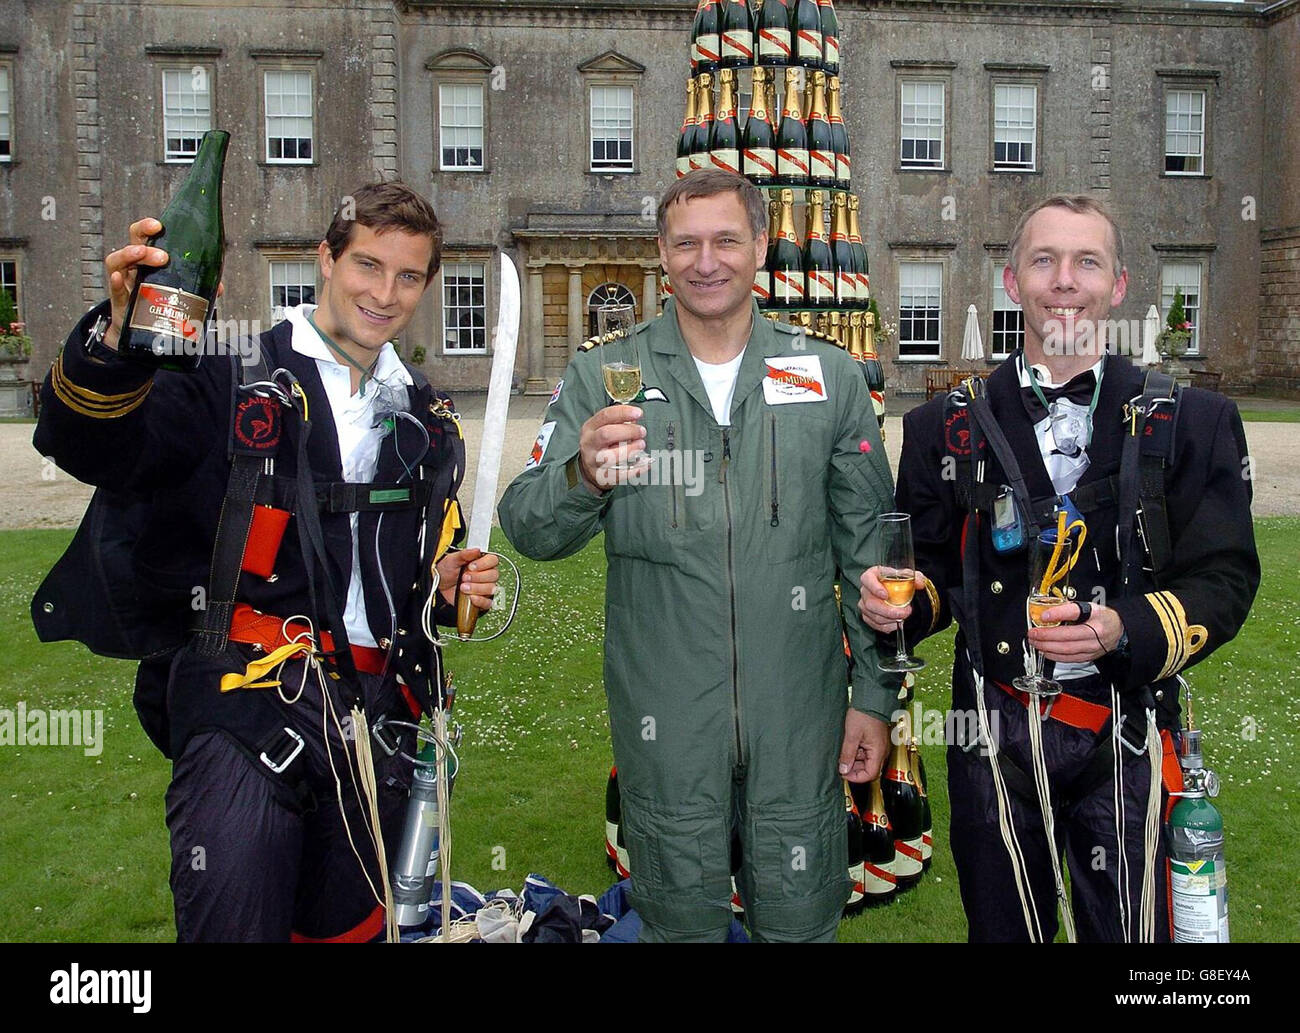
[1013,531,1074,696]
[596,303,645,471]
[878,512,926,673]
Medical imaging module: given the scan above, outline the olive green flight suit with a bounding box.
[498,300,897,941]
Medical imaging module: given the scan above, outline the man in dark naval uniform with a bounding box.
[859,195,1259,942]
[33,182,499,941]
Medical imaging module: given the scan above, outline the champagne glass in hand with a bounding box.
[596,303,645,471]
[878,512,926,673]
[1013,530,1074,696]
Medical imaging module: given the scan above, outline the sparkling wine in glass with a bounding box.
[1014,531,1074,696]
[878,512,925,673]
[596,303,645,471]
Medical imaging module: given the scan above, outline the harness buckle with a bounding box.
[260,727,305,774]
[370,714,402,757]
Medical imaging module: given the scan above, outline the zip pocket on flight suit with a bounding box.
[666,421,683,530]
[765,411,780,527]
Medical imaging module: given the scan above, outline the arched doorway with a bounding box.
[587,282,637,337]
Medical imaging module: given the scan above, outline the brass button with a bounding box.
[997,641,1011,655]
[378,638,392,650]
[1155,689,1164,701]
[991,581,1003,594]
[1066,586,1077,600]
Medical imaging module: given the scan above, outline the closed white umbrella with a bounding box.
[961,304,984,362]
[1141,304,1162,366]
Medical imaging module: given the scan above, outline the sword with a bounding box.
[456,251,521,637]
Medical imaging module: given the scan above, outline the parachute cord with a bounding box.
[1140,709,1162,943]
[1111,685,1132,942]
[1026,686,1077,943]
[971,659,1043,942]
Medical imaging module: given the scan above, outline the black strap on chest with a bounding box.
[1116,370,1178,590]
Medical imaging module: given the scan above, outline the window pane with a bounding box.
[1164,90,1205,175]
[442,262,488,352]
[900,81,944,168]
[440,83,485,170]
[590,85,634,170]
[270,260,317,322]
[162,67,212,161]
[991,268,1023,358]
[0,259,18,314]
[265,70,313,163]
[0,66,12,158]
[993,83,1036,170]
[1160,261,1202,354]
[898,262,942,358]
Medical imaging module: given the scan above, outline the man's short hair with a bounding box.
[323,181,444,283]
[657,169,768,240]
[1007,194,1124,278]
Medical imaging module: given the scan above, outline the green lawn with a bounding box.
[1237,409,1300,423]
[1,520,1295,942]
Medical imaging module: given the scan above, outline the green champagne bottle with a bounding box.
[121,129,229,372]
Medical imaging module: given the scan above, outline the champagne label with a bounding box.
[744,146,778,179]
[758,28,792,60]
[847,862,865,901]
[795,29,823,62]
[895,837,924,876]
[752,269,772,303]
[129,284,208,347]
[689,151,709,172]
[721,30,754,63]
[859,271,871,296]
[694,35,721,67]
[887,766,916,785]
[810,148,837,179]
[921,831,933,860]
[824,36,841,69]
[676,155,692,179]
[807,270,835,303]
[837,271,856,306]
[863,862,897,893]
[711,148,742,175]
[837,153,852,186]
[777,147,809,179]
[772,269,805,306]
[1171,857,1229,943]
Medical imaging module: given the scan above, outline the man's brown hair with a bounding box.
[323,181,444,283]
[656,168,768,239]
[1007,194,1124,278]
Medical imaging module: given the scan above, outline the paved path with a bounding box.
[4,397,1297,530]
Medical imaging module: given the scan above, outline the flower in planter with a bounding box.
[0,292,32,359]
[1158,289,1193,360]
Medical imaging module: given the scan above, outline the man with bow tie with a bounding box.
[858,195,1259,942]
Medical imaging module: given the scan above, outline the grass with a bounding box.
[1,520,1295,942]
[1237,409,1300,424]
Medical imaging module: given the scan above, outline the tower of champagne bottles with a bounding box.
[679,0,886,426]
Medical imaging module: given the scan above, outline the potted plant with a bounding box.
[1157,289,1193,379]
[0,291,32,378]
[866,296,896,353]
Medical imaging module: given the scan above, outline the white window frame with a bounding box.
[161,66,212,163]
[442,261,488,354]
[439,82,485,172]
[993,82,1037,172]
[1164,89,1205,177]
[263,68,314,164]
[589,84,634,173]
[268,259,318,324]
[1160,261,1203,356]
[897,261,943,360]
[0,62,13,162]
[899,80,945,170]
[0,256,21,316]
[990,262,1023,359]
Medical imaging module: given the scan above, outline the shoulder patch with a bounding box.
[525,421,557,470]
[548,379,564,406]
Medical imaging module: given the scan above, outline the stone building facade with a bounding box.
[1,0,1296,395]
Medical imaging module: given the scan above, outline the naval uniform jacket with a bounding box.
[894,352,1259,721]
[34,302,461,755]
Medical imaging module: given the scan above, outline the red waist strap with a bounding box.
[228,603,388,676]
[994,679,1111,734]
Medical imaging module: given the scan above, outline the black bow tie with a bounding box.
[1020,370,1097,422]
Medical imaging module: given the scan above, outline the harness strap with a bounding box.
[194,453,262,659]
[993,679,1110,734]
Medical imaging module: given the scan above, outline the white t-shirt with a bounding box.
[692,349,746,425]
[284,304,413,649]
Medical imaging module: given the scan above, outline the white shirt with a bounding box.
[1017,354,1105,680]
[692,349,746,425]
[283,305,414,649]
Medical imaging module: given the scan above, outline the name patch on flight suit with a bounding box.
[525,421,556,470]
[763,355,828,405]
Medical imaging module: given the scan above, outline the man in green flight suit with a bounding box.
[498,169,898,941]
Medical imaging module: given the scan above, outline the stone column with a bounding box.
[525,264,548,394]
[641,263,661,321]
[567,263,585,357]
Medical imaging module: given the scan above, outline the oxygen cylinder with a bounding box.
[604,766,630,878]
[391,739,446,928]
[1168,726,1229,943]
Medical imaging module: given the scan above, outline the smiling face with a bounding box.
[313,223,435,362]
[1004,205,1128,367]
[657,191,767,330]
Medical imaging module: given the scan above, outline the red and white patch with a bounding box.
[525,421,556,470]
[763,355,828,405]
[548,379,564,406]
